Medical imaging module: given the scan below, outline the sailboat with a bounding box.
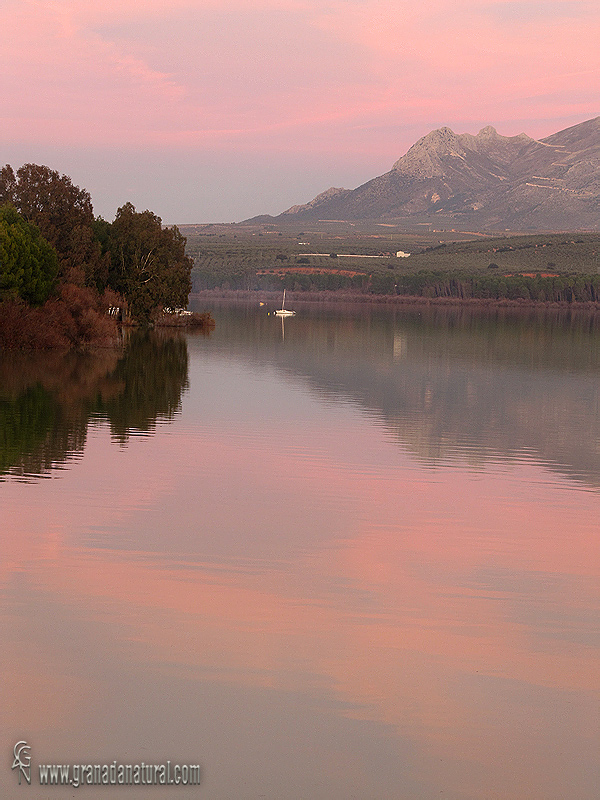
[274,289,296,317]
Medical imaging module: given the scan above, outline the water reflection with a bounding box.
[98,332,189,443]
[0,332,189,480]
[191,299,600,487]
[1,303,598,800]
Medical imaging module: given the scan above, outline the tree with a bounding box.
[0,165,16,205]
[0,163,107,286]
[102,203,193,322]
[0,206,58,305]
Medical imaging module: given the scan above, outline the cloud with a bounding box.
[482,0,591,23]
[1,0,598,217]
[3,0,599,146]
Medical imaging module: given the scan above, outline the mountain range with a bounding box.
[257,117,600,231]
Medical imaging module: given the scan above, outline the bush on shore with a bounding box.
[0,284,118,350]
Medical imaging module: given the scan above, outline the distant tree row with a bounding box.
[191,265,370,292]
[192,260,600,304]
[377,270,600,302]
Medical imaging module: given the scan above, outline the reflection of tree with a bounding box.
[0,385,66,478]
[0,351,118,479]
[98,332,189,443]
[0,332,189,479]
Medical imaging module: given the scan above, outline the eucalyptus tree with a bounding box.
[101,203,193,322]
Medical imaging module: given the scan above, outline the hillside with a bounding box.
[262,117,600,231]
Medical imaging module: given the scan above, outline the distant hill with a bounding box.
[257,117,600,231]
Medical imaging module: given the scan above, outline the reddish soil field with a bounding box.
[257,267,365,278]
[503,272,559,278]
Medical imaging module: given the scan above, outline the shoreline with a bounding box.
[191,288,600,313]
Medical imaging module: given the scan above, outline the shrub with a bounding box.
[0,284,117,349]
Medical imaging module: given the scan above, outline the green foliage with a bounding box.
[0,206,58,304]
[0,163,202,344]
[0,163,106,286]
[369,272,397,294]
[100,203,193,322]
[0,165,16,205]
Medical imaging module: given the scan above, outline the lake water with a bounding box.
[1,299,598,799]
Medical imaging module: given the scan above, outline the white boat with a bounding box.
[274,289,296,316]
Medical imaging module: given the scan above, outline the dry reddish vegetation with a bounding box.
[0,285,119,349]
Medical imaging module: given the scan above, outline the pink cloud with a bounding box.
[1,0,598,217]
[3,0,597,145]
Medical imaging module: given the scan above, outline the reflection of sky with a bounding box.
[1,342,598,799]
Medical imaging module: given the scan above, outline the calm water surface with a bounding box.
[1,300,598,799]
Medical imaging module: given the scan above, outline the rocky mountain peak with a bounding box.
[477,125,498,137]
[271,117,600,230]
[392,126,465,177]
[412,126,459,152]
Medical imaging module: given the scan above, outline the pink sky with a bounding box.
[1,0,599,221]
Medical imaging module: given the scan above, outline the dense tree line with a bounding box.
[386,271,600,302]
[193,261,600,304]
[0,163,195,346]
[0,163,106,288]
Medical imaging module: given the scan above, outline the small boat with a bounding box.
[274,289,296,317]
